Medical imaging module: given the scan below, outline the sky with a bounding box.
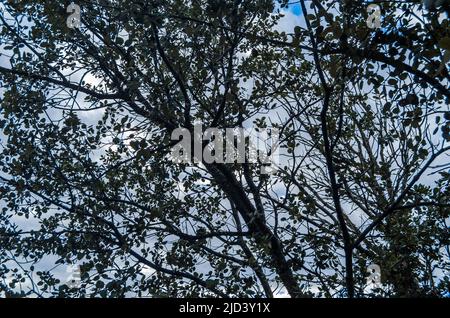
[288,2,302,16]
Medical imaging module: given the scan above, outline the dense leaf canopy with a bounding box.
[0,0,449,298]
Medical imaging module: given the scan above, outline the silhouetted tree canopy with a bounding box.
[0,0,449,298]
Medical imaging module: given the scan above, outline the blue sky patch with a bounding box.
[288,2,302,15]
